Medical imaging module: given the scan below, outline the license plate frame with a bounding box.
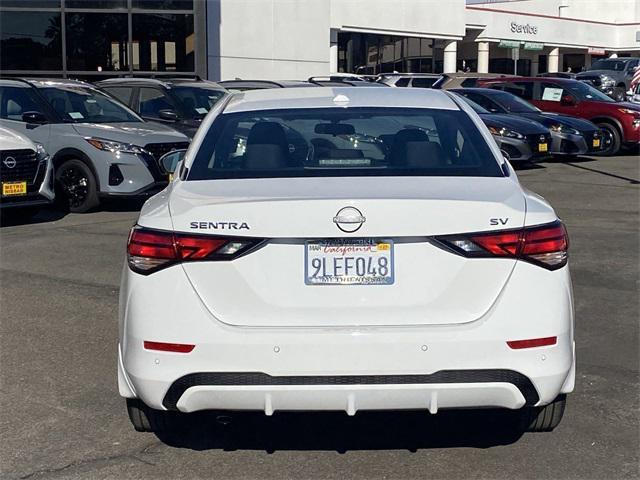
[304,239,394,286]
[2,181,27,197]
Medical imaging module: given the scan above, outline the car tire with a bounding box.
[55,159,100,213]
[126,398,173,433]
[519,394,567,432]
[596,122,621,156]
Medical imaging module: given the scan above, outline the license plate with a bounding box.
[593,138,601,148]
[538,143,548,152]
[2,181,27,196]
[305,239,394,285]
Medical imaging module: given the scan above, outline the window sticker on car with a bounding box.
[196,107,208,114]
[542,88,563,102]
[68,112,84,119]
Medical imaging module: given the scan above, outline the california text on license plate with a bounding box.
[305,239,394,285]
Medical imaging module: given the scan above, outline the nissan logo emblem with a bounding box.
[2,156,16,169]
[333,206,366,233]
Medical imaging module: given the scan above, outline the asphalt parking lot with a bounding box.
[1,153,638,480]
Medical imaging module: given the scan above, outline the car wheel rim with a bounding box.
[600,128,615,153]
[59,166,89,208]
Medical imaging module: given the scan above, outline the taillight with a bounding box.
[435,221,568,270]
[127,226,263,274]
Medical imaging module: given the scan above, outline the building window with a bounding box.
[132,0,193,8]
[0,11,62,70]
[0,0,60,6]
[338,32,434,75]
[0,1,199,78]
[132,13,194,71]
[65,0,127,7]
[66,13,128,72]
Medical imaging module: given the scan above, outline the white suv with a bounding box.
[119,87,574,434]
[0,126,54,213]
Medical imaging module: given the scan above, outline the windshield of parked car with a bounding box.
[171,86,226,119]
[188,107,503,180]
[590,59,628,71]
[562,81,615,102]
[490,91,541,113]
[39,85,141,123]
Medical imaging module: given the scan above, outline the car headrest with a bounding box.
[246,121,288,147]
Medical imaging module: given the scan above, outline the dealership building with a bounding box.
[0,0,639,81]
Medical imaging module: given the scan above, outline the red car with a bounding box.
[478,77,640,155]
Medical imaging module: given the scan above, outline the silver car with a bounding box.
[0,79,190,213]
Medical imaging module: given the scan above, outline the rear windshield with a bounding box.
[188,107,503,180]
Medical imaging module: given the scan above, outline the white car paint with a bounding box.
[119,87,574,422]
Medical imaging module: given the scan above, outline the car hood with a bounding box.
[71,121,188,144]
[577,70,617,79]
[518,112,599,132]
[479,113,548,134]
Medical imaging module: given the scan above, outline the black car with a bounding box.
[453,94,551,162]
[96,77,227,137]
[452,88,603,156]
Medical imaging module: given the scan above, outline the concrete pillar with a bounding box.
[531,53,539,76]
[548,47,560,73]
[477,42,489,73]
[329,29,338,73]
[443,40,457,73]
[330,43,338,73]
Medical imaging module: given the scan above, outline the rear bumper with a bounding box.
[119,260,575,414]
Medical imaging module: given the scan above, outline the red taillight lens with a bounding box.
[436,221,569,270]
[127,226,262,274]
[143,341,195,353]
[507,336,557,349]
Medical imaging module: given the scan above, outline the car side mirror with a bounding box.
[22,111,48,125]
[159,149,187,175]
[560,95,576,106]
[158,109,179,122]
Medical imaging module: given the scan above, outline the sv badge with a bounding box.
[490,218,509,226]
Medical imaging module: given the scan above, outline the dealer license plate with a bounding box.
[538,143,548,152]
[593,138,601,148]
[2,181,27,196]
[305,239,394,285]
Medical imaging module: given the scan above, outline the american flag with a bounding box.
[631,65,640,91]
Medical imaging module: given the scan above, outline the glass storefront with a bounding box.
[0,0,201,78]
[338,32,436,75]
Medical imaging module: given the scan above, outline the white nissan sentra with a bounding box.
[119,87,574,434]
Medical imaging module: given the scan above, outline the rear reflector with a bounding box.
[507,337,557,349]
[127,226,263,274]
[435,221,569,270]
[144,341,195,353]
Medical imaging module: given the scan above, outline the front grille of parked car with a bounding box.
[143,142,190,161]
[578,75,601,87]
[141,142,189,183]
[527,133,552,157]
[0,149,39,183]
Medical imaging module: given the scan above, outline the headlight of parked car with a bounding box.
[85,137,144,155]
[600,75,616,88]
[35,143,49,161]
[550,124,581,135]
[488,126,525,140]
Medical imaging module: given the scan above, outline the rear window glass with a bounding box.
[188,107,503,180]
